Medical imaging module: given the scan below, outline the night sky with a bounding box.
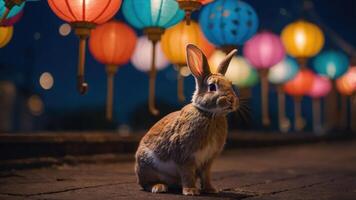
[0,0,355,130]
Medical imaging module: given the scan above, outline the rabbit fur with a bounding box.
[135,44,239,196]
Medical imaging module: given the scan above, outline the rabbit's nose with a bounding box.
[217,96,229,107]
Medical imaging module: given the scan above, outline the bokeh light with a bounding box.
[59,23,71,36]
[27,95,44,116]
[39,72,54,90]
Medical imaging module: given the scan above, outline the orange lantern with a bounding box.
[176,0,213,24]
[89,21,137,120]
[48,0,122,95]
[336,74,354,96]
[0,26,13,48]
[284,69,315,131]
[161,21,214,101]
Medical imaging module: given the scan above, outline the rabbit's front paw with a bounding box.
[201,187,218,194]
[151,184,168,193]
[183,187,200,196]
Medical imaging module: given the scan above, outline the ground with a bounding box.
[0,140,355,200]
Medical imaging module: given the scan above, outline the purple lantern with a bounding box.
[243,31,286,126]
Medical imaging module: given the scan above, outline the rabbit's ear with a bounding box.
[217,49,238,75]
[186,44,211,79]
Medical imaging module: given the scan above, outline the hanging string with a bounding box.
[77,36,88,95]
[106,65,118,121]
[260,69,270,126]
[149,40,159,115]
[312,98,321,133]
[277,85,290,132]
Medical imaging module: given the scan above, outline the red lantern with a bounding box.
[89,20,137,120]
[284,69,315,131]
[284,69,315,97]
[48,0,122,95]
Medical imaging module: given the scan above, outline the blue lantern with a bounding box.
[268,56,299,84]
[199,0,258,49]
[313,50,349,79]
[0,0,25,20]
[122,0,184,115]
[122,0,184,30]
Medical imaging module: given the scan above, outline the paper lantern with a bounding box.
[89,21,137,121]
[243,31,285,126]
[281,20,324,60]
[307,75,332,133]
[313,50,349,79]
[122,0,184,30]
[244,31,285,69]
[199,0,258,51]
[268,56,299,84]
[308,75,332,98]
[162,21,214,65]
[0,26,13,48]
[176,0,213,24]
[284,69,315,131]
[343,67,356,90]
[131,36,169,73]
[0,0,25,23]
[123,0,184,115]
[268,56,299,132]
[48,0,122,95]
[161,21,214,101]
[284,69,315,97]
[209,51,258,88]
[336,73,354,96]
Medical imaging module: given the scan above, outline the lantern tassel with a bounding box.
[0,8,10,24]
[312,98,322,133]
[177,65,185,102]
[277,85,290,132]
[148,41,159,115]
[106,65,118,121]
[294,96,305,131]
[77,37,88,95]
[260,70,270,126]
[185,10,192,25]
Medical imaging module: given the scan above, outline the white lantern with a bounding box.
[209,50,258,87]
[131,36,170,72]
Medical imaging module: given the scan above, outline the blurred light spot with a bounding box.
[117,124,131,136]
[39,72,54,90]
[28,95,44,116]
[279,8,287,16]
[34,32,41,40]
[180,66,191,77]
[59,23,71,36]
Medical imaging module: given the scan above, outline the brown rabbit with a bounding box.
[135,44,239,196]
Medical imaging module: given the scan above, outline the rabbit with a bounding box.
[135,44,239,196]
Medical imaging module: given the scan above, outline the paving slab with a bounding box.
[0,141,355,200]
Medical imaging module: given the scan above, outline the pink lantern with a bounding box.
[308,75,332,98]
[307,75,332,133]
[243,31,286,126]
[244,31,285,69]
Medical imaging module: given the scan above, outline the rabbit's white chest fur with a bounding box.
[146,148,179,177]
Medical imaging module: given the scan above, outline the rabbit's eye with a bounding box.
[208,83,217,92]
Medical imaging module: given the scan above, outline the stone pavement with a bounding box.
[0,140,355,200]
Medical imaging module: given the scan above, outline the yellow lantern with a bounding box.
[0,26,13,48]
[161,21,214,101]
[281,20,324,62]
